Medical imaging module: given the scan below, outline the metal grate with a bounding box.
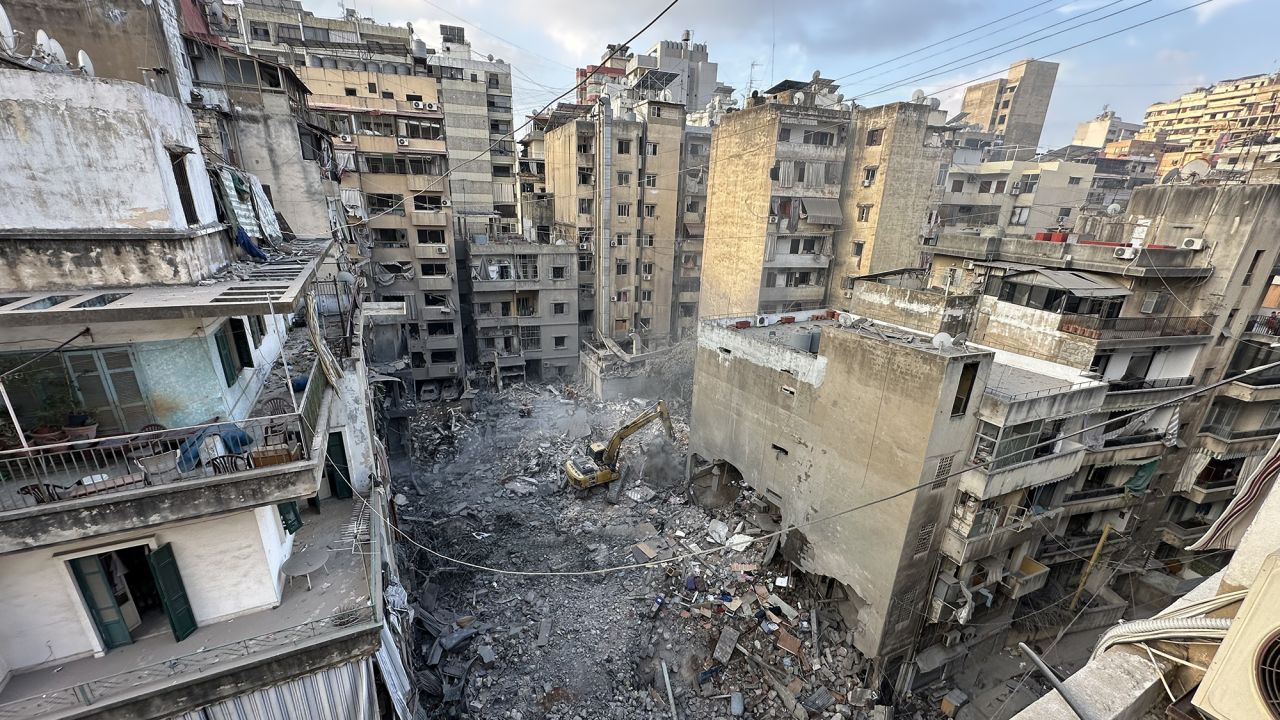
[933,454,954,489]
[1259,631,1280,719]
[914,523,937,555]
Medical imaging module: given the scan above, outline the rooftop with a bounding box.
[703,309,983,359]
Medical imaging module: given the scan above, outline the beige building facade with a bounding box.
[960,59,1059,150]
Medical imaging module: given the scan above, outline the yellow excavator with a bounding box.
[564,400,675,490]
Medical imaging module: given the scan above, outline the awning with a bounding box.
[684,222,705,237]
[801,197,842,225]
[1008,268,1132,297]
[368,373,405,384]
[915,641,969,673]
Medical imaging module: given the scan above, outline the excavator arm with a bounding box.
[601,400,675,468]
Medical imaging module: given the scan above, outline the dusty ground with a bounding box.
[389,386,896,719]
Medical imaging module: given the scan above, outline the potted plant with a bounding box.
[64,409,99,443]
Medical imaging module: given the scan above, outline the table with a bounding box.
[282,546,330,591]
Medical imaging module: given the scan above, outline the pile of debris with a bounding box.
[389,386,903,719]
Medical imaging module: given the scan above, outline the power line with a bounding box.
[421,0,576,71]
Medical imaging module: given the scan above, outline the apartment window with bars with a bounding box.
[913,523,936,555]
[932,455,954,489]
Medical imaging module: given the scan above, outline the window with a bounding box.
[168,151,198,226]
[644,204,656,218]
[552,302,567,315]
[951,361,979,416]
[221,57,259,86]
[778,127,791,142]
[978,180,992,194]
[406,94,423,103]
[617,171,632,185]
[863,166,877,184]
[615,233,629,246]
[551,265,567,279]
[381,91,394,99]
[803,130,834,146]
[688,143,705,156]
[1058,207,1073,220]
[617,203,631,217]
[554,335,567,349]
[641,289,653,302]
[645,142,658,156]
[1067,176,1083,185]
[997,114,1007,124]
[642,262,654,275]
[249,21,271,41]
[367,193,403,215]
[644,174,657,188]
[414,195,445,211]
[249,315,266,347]
[1243,249,1266,285]
[578,169,594,186]
[643,234,655,247]
[1020,174,1039,193]
[685,199,700,213]
[366,82,378,94]
[345,87,357,97]
[649,105,663,118]
[950,179,965,192]
[399,119,444,140]
[857,204,872,222]
[1009,206,1030,226]
[994,180,1007,193]
[578,198,593,214]
[616,259,629,275]
[866,128,884,146]
[418,229,445,244]
[213,321,253,387]
[420,262,448,276]
[852,240,865,257]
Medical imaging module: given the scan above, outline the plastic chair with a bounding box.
[136,450,180,484]
[208,454,249,474]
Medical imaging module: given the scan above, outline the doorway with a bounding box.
[69,543,197,650]
[325,431,353,499]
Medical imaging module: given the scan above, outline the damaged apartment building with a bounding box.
[0,2,412,716]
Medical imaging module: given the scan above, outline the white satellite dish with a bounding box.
[47,37,67,65]
[792,91,805,105]
[1181,158,1211,177]
[34,28,50,58]
[931,332,954,351]
[952,332,968,347]
[911,88,926,104]
[77,49,95,77]
[0,4,15,54]
[1106,203,1123,216]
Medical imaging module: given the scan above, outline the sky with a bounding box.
[332,0,1272,148]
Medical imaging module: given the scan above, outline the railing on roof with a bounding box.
[0,605,375,719]
[1057,313,1214,339]
[982,379,1101,403]
[1106,376,1194,392]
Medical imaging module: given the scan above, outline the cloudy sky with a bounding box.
[338,0,1267,147]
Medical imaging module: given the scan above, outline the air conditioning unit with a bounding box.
[339,134,353,143]
[962,260,975,270]
[942,630,963,648]
[1182,237,1206,251]
[425,102,440,111]
[439,198,452,207]
[861,179,873,187]
[610,294,619,302]
[435,246,448,254]
[609,239,619,247]
[1009,187,1021,196]
[1192,553,1280,719]
[842,290,854,299]
[578,242,590,250]
[1114,246,1138,260]
[397,137,410,146]
[448,364,457,374]
[411,100,426,109]
[768,216,779,224]
[502,328,513,336]
[642,274,653,281]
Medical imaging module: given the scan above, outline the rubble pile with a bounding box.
[389,387,910,720]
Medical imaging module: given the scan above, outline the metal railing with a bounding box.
[983,379,1100,403]
[1063,484,1134,503]
[0,413,313,514]
[1198,424,1279,442]
[1245,314,1280,336]
[1057,314,1214,339]
[1106,376,1194,392]
[0,605,376,719]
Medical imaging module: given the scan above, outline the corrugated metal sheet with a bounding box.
[169,657,373,720]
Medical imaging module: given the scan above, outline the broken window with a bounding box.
[951,361,979,417]
[420,262,449,276]
[520,326,541,351]
[856,205,872,223]
[950,179,965,193]
[221,57,259,86]
[418,229,445,244]
[978,180,992,194]
[866,128,884,146]
[430,350,457,363]
[367,193,403,216]
[551,266,567,279]
[168,151,198,226]
[426,321,455,336]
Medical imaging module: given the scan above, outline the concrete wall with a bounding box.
[0,509,279,672]
[0,229,233,292]
[700,106,778,316]
[234,92,335,240]
[974,297,1098,368]
[1003,60,1058,149]
[845,281,977,337]
[690,320,993,660]
[0,70,218,231]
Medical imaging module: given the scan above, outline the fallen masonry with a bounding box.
[387,385,959,719]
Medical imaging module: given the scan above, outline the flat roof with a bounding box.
[0,241,333,328]
[704,309,984,359]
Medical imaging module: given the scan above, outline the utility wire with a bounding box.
[348,355,1280,577]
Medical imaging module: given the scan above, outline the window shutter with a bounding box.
[214,327,238,386]
[279,501,304,534]
[101,349,152,432]
[147,543,198,641]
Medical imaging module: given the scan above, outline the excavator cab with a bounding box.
[563,400,675,490]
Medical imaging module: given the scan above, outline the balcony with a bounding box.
[0,368,330,554]
[1221,376,1280,404]
[1102,376,1195,412]
[1057,314,1213,341]
[413,243,450,259]
[1181,475,1238,505]
[930,232,1212,278]
[407,175,446,192]
[940,507,1064,565]
[758,284,826,303]
[1083,434,1165,467]
[1061,483,1145,515]
[411,210,449,227]
[417,276,455,291]
[1003,555,1050,599]
[0,494,380,720]
[957,441,1087,500]
[1161,517,1212,549]
[1197,423,1279,458]
[1244,314,1280,338]
[764,252,832,269]
[1039,530,1126,564]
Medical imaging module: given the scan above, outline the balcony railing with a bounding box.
[0,414,313,513]
[1106,376,1194,392]
[1198,424,1280,441]
[1245,314,1280,336]
[1062,484,1132,503]
[0,601,375,719]
[983,379,1099,403]
[1057,314,1214,340]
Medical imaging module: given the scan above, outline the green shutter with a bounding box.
[70,556,133,649]
[214,326,238,386]
[229,318,255,368]
[278,501,303,534]
[147,543,198,642]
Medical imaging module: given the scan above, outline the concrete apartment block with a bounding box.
[960,59,1058,150]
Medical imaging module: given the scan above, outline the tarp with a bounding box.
[800,197,842,226]
[684,222,705,237]
[215,166,262,238]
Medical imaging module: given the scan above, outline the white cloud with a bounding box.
[1194,0,1252,23]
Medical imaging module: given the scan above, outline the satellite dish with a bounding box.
[931,332,954,351]
[792,91,805,105]
[812,69,821,82]
[34,29,49,58]
[952,332,968,347]
[0,4,15,54]
[1106,203,1123,216]
[47,37,67,64]
[77,49,95,77]
[1159,168,1182,184]
[911,89,926,103]
[1181,158,1211,177]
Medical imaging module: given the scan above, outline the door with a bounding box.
[147,544,198,642]
[64,349,153,434]
[325,432,353,499]
[69,556,133,649]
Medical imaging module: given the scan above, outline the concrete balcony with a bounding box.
[1083,436,1165,467]
[1101,377,1195,412]
[1060,484,1146,516]
[407,175,447,192]
[1057,314,1213,342]
[1196,425,1278,457]
[769,181,841,199]
[0,369,331,554]
[1180,476,1237,505]
[1160,517,1211,549]
[930,232,1212,278]
[764,252,832,269]
[417,276,456,291]
[413,243,451,259]
[774,142,846,163]
[1220,378,1280,404]
[940,507,1064,565]
[410,210,449,227]
[413,331,460,350]
[957,442,1087,500]
[1002,555,1050,599]
[424,362,461,379]
[758,284,826,303]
